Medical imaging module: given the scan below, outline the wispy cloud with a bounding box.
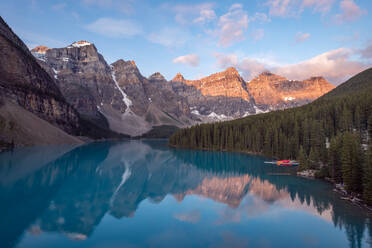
[335,0,367,23]
[295,32,310,43]
[358,40,372,59]
[251,29,265,41]
[81,0,134,14]
[16,29,66,49]
[265,0,336,17]
[301,0,336,13]
[148,27,189,47]
[163,2,215,25]
[85,18,142,38]
[216,4,249,46]
[173,54,200,67]
[193,9,216,24]
[51,3,67,11]
[250,12,271,22]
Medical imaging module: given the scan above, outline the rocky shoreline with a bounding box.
[297,169,372,212]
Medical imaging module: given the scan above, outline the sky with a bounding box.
[1,0,372,85]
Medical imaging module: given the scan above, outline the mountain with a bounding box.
[171,68,335,120]
[32,41,196,136]
[0,16,82,146]
[171,68,257,121]
[29,35,333,137]
[34,41,127,129]
[248,72,335,109]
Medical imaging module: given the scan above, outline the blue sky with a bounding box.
[1,0,372,84]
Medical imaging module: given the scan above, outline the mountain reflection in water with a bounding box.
[0,140,371,248]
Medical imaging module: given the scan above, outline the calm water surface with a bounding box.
[0,140,371,248]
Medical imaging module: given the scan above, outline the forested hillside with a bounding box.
[169,68,372,205]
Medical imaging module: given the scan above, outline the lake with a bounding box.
[0,140,371,248]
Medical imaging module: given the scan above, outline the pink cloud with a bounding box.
[266,0,336,17]
[217,4,249,46]
[194,9,216,24]
[359,41,372,59]
[295,32,310,43]
[173,54,200,67]
[302,0,336,13]
[251,29,265,41]
[335,0,367,23]
[164,2,215,25]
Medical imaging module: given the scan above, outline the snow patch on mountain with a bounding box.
[254,106,269,114]
[207,112,230,120]
[111,68,132,115]
[68,41,92,48]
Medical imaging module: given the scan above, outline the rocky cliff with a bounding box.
[247,72,335,109]
[34,41,127,129]
[0,16,81,144]
[171,68,257,121]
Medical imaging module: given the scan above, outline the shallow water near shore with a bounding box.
[0,140,371,248]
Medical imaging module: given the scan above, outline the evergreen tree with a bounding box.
[341,133,363,193]
[298,146,308,171]
[328,135,343,183]
[308,147,320,169]
[363,145,372,205]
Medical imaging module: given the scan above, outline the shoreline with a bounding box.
[297,169,372,212]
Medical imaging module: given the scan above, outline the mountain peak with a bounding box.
[112,59,138,69]
[251,71,287,83]
[69,41,92,48]
[224,67,239,75]
[307,76,326,81]
[31,45,49,54]
[149,72,165,81]
[172,72,185,82]
[259,71,274,76]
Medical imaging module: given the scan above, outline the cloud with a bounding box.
[251,29,265,41]
[214,53,267,79]
[359,41,372,59]
[193,9,216,24]
[85,18,142,38]
[173,54,200,67]
[81,0,112,5]
[17,30,66,48]
[148,27,189,47]
[216,4,249,46]
[301,0,336,13]
[52,3,67,11]
[335,0,367,23]
[214,48,369,85]
[295,32,310,43]
[164,3,215,25]
[265,0,336,17]
[274,48,367,84]
[250,12,271,22]
[81,0,134,14]
[266,0,296,17]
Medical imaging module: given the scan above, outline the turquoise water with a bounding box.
[0,140,371,248]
